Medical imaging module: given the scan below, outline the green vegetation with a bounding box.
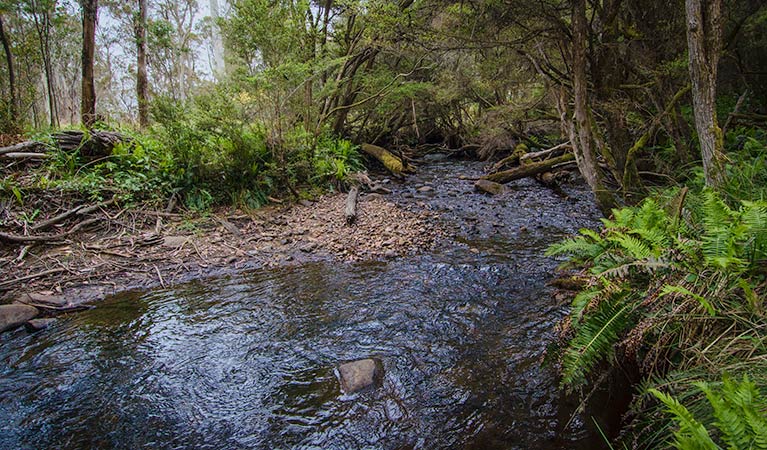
[548,131,767,447]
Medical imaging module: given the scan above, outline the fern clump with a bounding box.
[548,186,767,448]
[650,375,767,450]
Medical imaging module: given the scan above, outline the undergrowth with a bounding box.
[548,129,767,448]
[1,90,364,212]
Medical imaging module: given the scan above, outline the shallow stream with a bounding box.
[0,161,615,449]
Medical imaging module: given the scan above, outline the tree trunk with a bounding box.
[0,15,16,123]
[209,0,225,78]
[32,7,58,128]
[135,0,149,128]
[685,0,724,187]
[571,0,616,214]
[81,0,98,128]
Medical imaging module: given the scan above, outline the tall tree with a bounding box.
[0,13,16,124]
[135,0,148,128]
[81,0,97,127]
[570,0,616,213]
[685,0,725,187]
[30,0,58,127]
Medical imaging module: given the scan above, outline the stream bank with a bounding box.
[1,159,619,449]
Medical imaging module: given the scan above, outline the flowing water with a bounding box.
[0,161,616,449]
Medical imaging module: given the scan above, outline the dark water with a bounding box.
[0,161,613,449]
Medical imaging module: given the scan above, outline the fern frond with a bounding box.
[659,285,717,316]
[561,294,635,388]
[649,388,718,450]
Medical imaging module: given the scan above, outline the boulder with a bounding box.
[337,358,384,394]
[0,304,39,333]
[475,179,505,195]
[25,318,56,332]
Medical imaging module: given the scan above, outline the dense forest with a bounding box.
[1,0,767,447]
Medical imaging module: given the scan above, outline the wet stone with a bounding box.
[16,292,68,308]
[337,358,383,394]
[475,179,505,195]
[25,318,56,332]
[0,304,39,333]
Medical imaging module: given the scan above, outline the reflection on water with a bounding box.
[0,161,611,449]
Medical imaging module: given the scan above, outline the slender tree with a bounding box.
[135,0,148,128]
[0,13,16,124]
[81,0,97,127]
[570,0,615,213]
[685,0,725,187]
[31,0,58,127]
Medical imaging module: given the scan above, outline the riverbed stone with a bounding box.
[475,179,505,195]
[0,304,39,333]
[25,318,56,332]
[337,358,383,394]
[15,292,68,308]
[162,235,189,248]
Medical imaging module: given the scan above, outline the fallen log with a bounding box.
[361,143,405,176]
[0,130,130,161]
[481,153,575,184]
[345,186,359,225]
[53,130,129,159]
[0,141,44,156]
[519,141,570,164]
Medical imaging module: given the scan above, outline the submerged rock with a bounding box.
[0,304,39,333]
[337,358,384,394]
[25,318,56,332]
[475,179,505,195]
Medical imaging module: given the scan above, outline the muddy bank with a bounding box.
[1,188,443,307]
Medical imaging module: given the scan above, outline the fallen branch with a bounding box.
[0,218,101,243]
[32,198,115,231]
[345,186,360,225]
[0,152,49,160]
[0,141,44,155]
[0,267,67,289]
[481,153,576,184]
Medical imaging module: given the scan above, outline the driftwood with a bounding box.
[345,186,359,225]
[481,153,575,184]
[361,143,406,176]
[519,142,570,164]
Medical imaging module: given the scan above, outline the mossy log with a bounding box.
[481,153,575,184]
[361,143,405,175]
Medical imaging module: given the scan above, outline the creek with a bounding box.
[0,160,616,449]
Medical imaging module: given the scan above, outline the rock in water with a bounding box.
[25,318,56,332]
[475,179,505,195]
[0,304,39,332]
[337,358,383,394]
